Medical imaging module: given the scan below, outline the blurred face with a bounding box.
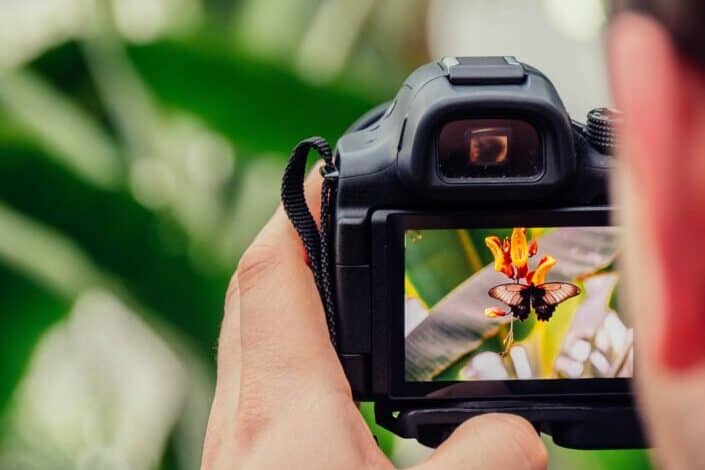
[609,12,705,468]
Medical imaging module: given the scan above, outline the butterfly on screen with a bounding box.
[488,282,581,322]
[487,281,580,354]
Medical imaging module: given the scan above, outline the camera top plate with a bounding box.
[442,56,527,85]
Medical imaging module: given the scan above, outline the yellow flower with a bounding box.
[485,236,514,278]
[510,228,529,279]
[527,255,556,285]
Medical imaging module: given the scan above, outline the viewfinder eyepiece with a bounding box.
[438,119,542,180]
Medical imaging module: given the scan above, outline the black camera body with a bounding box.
[284,57,644,449]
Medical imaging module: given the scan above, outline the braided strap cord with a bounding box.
[281,137,338,347]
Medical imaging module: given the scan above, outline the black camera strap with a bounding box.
[281,137,338,347]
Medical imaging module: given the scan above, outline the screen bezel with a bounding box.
[373,207,631,400]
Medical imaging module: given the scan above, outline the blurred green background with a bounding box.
[0,0,650,468]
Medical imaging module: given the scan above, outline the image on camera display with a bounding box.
[404,226,633,382]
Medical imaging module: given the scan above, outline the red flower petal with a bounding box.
[485,307,509,318]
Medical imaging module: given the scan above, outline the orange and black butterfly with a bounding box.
[488,282,580,322]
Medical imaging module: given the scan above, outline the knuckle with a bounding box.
[530,437,549,469]
[236,243,281,293]
[524,439,549,470]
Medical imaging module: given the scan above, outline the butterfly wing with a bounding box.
[533,300,556,322]
[488,283,531,321]
[540,283,581,305]
[533,283,581,321]
[488,283,527,306]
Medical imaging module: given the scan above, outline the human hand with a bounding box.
[200,166,548,469]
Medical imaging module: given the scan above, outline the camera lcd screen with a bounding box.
[404,226,633,383]
[437,119,542,179]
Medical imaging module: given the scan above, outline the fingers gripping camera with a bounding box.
[282,57,643,450]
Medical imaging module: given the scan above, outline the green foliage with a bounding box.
[405,230,478,307]
[0,267,68,422]
[0,31,383,468]
[0,144,227,354]
[547,441,653,470]
[128,40,378,157]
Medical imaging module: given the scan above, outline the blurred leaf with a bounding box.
[0,70,123,189]
[0,144,228,355]
[405,230,478,307]
[433,335,503,381]
[126,39,379,156]
[22,39,380,164]
[546,438,652,470]
[0,266,68,425]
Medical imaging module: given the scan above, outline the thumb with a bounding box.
[413,414,548,470]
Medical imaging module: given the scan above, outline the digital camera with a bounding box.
[281,57,644,449]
